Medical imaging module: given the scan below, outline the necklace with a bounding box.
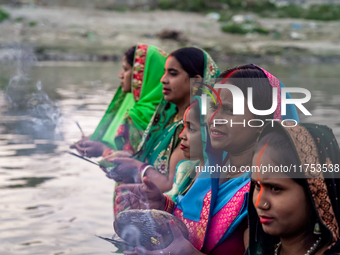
[274,237,322,255]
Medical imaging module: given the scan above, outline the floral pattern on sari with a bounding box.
[152,120,183,176]
[114,116,143,154]
[153,154,168,175]
[205,54,218,78]
[132,44,148,102]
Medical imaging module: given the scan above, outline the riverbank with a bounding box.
[0,6,340,63]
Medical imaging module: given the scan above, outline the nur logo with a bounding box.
[196,82,312,117]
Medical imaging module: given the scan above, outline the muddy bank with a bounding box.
[0,6,340,63]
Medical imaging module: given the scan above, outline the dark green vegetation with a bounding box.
[221,23,269,34]
[0,8,10,22]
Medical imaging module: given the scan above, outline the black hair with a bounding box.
[124,46,136,67]
[218,64,274,121]
[254,130,305,182]
[170,47,205,78]
[188,100,202,124]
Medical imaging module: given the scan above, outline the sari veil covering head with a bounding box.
[90,44,167,152]
[134,48,220,176]
[174,65,300,254]
[165,96,209,202]
[247,122,340,255]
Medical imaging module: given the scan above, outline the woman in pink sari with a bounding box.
[116,64,300,255]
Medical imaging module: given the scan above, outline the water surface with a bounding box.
[1,61,340,255]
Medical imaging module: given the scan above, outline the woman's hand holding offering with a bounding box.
[102,157,144,182]
[115,177,166,212]
[123,220,205,255]
[70,139,108,158]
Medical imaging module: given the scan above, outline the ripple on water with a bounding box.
[0,177,55,189]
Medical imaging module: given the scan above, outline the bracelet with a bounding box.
[137,163,153,182]
[137,163,147,183]
[141,165,154,179]
[163,194,175,214]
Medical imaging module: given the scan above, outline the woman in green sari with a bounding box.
[71,44,167,157]
[109,47,219,194]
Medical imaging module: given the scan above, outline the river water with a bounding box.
[1,60,340,255]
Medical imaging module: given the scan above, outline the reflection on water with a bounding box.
[0,61,340,255]
[1,177,55,189]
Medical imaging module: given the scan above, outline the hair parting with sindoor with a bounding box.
[218,64,275,121]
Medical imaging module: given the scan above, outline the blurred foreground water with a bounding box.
[0,59,340,255]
